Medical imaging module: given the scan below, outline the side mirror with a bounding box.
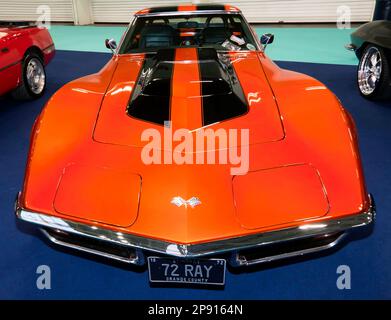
[105,38,117,53]
[260,33,274,49]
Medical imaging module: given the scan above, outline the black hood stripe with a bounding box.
[197,48,248,126]
[127,49,176,126]
[127,48,248,128]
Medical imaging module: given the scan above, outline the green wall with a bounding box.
[48,25,358,65]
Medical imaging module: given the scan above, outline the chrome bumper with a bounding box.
[15,193,375,267]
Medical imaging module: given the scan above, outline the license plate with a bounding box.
[148,257,226,285]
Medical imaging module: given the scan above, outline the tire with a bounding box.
[11,53,46,100]
[357,44,391,100]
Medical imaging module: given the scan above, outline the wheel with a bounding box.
[12,54,46,100]
[357,45,391,100]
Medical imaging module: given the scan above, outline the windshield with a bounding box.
[119,13,258,53]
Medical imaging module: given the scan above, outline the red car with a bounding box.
[0,22,55,99]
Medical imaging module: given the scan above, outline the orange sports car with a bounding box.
[15,4,374,285]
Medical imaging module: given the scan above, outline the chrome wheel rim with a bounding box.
[358,47,382,95]
[26,58,45,94]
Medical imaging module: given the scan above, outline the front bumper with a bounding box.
[15,193,375,267]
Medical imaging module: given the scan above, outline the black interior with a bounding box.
[120,14,257,53]
[139,24,178,49]
[201,27,231,44]
[177,21,199,29]
[138,25,233,48]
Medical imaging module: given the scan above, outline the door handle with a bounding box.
[1,47,9,53]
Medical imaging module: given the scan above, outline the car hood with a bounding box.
[93,48,285,150]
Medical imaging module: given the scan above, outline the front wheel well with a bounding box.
[11,46,47,100]
[355,42,368,59]
[24,46,44,63]
[356,42,391,60]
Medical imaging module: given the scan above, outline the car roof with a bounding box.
[135,3,240,16]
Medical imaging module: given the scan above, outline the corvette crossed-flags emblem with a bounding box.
[171,196,202,208]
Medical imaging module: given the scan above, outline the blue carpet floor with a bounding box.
[0,51,390,299]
